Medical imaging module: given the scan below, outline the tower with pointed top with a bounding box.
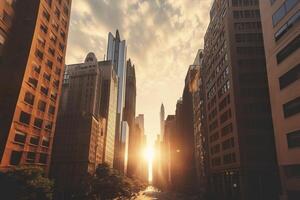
[106,30,127,170]
[160,104,165,141]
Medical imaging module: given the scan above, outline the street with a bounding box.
[134,186,201,200]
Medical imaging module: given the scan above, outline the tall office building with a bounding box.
[0,0,15,57]
[0,0,72,171]
[202,0,279,199]
[51,53,106,198]
[160,103,165,141]
[99,60,118,167]
[260,0,300,199]
[190,50,209,193]
[123,59,138,176]
[106,30,127,170]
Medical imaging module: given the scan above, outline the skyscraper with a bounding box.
[160,103,165,141]
[260,0,300,199]
[51,53,106,198]
[0,0,72,172]
[123,59,138,176]
[99,60,118,167]
[202,0,279,199]
[106,30,127,170]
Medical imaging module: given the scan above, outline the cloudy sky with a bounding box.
[66,0,212,137]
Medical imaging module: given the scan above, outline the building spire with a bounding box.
[116,29,120,39]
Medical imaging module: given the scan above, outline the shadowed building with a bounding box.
[202,0,279,199]
[0,0,72,172]
[123,59,138,177]
[260,0,300,199]
[51,53,106,198]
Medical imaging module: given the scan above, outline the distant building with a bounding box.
[260,0,300,199]
[99,60,118,167]
[106,30,127,170]
[160,104,165,141]
[0,0,72,172]
[51,53,106,198]
[202,0,279,199]
[135,114,147,181]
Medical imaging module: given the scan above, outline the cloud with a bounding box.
[66,0,212,135]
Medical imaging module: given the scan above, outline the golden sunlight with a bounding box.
[144,145,155,183]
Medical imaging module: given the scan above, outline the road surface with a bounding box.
[134,186,201,200]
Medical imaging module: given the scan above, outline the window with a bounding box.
[28,77,38,88]
[26,152,36,163]
[49,32,57,44]
[39,153,48,164]
[275,11,300,41]
[43,73,51,82]
[222,137,235,150]
[33,63,41,73]
[40,23,48,34]
[222,123,233,136]
[276,35,300,64]
[279,64,300,89]
[45,0,52,7]
[54,7,60,18]
[38,100,46,112]
[24,92,35,105]
[48,47,55,56]
[42,9,50,21]
[287,130,300,148]
[49,105,55,115]
[45,121,53,130]
[46,60,53,69]
[10,151,22,165]
[14,131,26,144]
[35,49,44,60]
[34,118,43,129]
[40,86,49,96]
[30,136,39,146]
[283,96,300,118]
[272,0,299,26]
[42,138,50,147]
[19,111,31,125]
[223,153,236,164]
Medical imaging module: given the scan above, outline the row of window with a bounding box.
[235,33,263,43]
[275,10,300,41]
[232,0,259,6]
[10,150,48,166]
[233,9,260,19]
[27,76,58,102]
[14,131,50,147]
[211,152,236,167]
[279,63,300,89]
[24,91,56,114]
[287,130,300,148]
[19,111,53,131]
[276,34,300,64]
[283,96,300,118]
[234,22,262,31]
[272,0,299,26]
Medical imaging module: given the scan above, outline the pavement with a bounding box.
[133,186,201,200]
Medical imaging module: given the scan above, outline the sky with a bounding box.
[65,0,212,137]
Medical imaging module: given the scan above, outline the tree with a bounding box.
[0,166,54,200]
[75,163,146,200]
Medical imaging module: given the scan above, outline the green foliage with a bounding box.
[75,163,147,200]
[0,166,54,200]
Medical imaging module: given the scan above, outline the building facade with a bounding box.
[0,0,72,172]
[203,0,280,199]
[260,0,300,199]
[99,60,118,167]
[160,104,165,141]
[51,53,105,198]
[123,59,138,177]
[106,30,127,170]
